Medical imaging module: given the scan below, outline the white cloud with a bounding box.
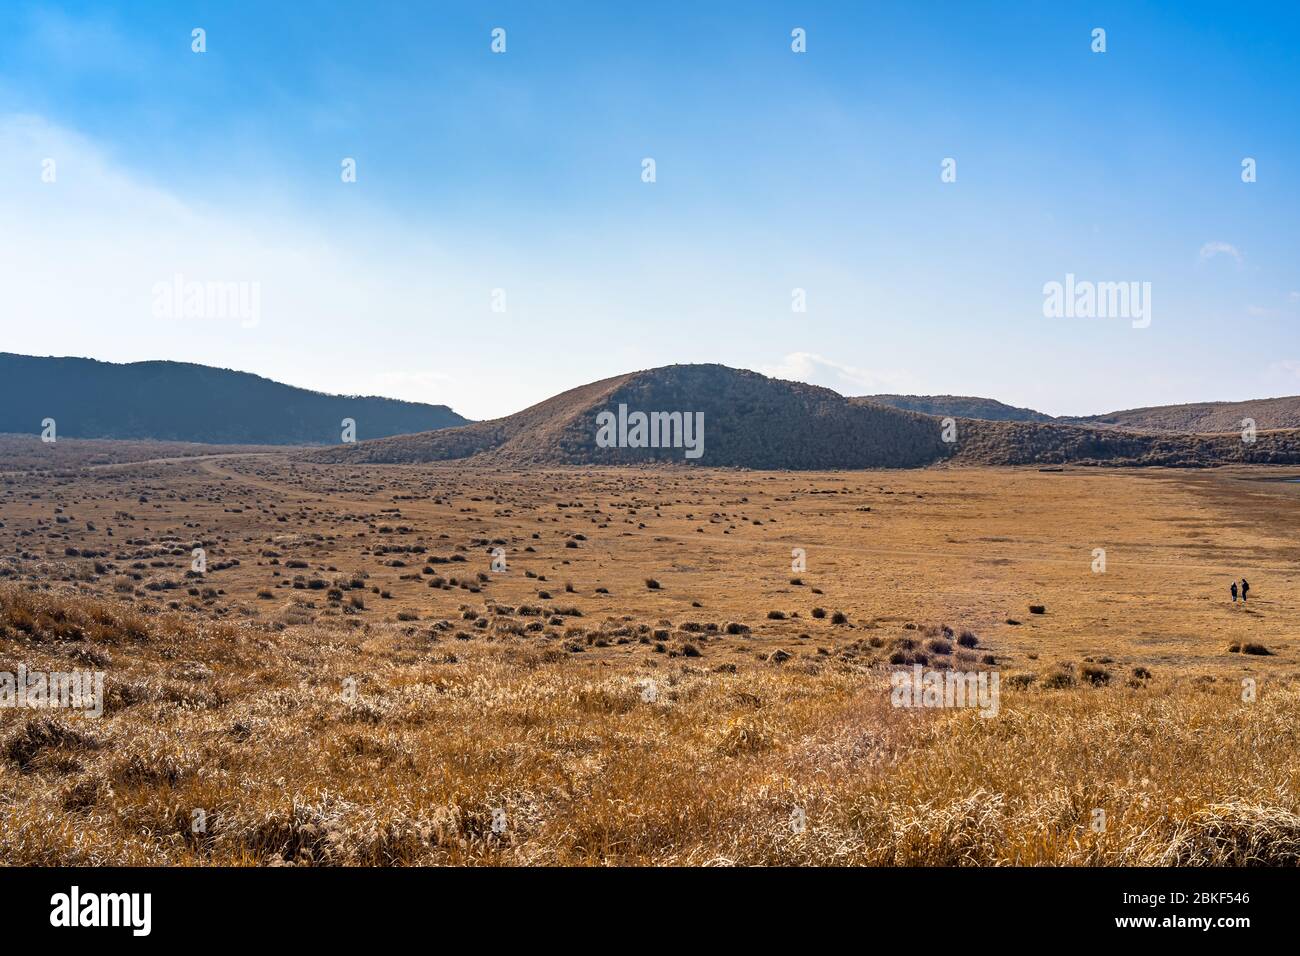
[4,112,823,422]
[1198,241,1244,265]
[756,352,917,395]
[0,113,520,418]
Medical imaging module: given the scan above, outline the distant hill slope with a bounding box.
[305,363,1300,469]
[1069,397,1300,433]
[860,393,1300,435]
[950,419,1300,467]
[307,364,954,469]
[857,394,1054,423]
[0,353,469,445]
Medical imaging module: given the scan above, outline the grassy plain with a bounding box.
[2,447,1299,864]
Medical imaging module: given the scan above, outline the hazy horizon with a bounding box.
[8,349,1300,424]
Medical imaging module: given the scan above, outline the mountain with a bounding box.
[856,394,1054,423]
[15,354,1300,468]
[861,392,1300,436]
[1069,397,1300,433]
[307,364,953,469]
[949,418,1300,467]
[859,392,1300,436]
[304,363,1300,469]
[0,353,470,445]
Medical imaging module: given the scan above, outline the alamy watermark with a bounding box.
[152,273,261,329]
[50,886,150,936]
[1,666,105,718]
[595,404,704,459]
[1042,273,1150,329]
[890,664,999,718]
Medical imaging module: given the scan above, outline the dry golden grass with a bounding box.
[3,583,1298,865]
[2,456,1299,865]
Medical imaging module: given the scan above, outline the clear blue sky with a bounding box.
[2,1,1297,420]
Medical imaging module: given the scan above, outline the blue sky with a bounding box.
[1,1,1298,420]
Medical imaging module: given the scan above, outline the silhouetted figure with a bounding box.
[1230,582,1238,603]
[1241,579,1250,602]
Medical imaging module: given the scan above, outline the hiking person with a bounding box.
[1230,581,1238,603]
[1241,578,1250,602]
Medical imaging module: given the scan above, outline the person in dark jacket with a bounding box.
[1241,578,1250,602]
[1230,581,1238,603]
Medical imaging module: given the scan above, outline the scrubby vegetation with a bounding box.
[302,364,1300,470]
[1,452,1294,866]
[2,584,1297,865]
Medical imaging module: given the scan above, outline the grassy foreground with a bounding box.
[3,584,1298,866]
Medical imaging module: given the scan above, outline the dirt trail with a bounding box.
[196,456,313,498]
[0,451,286,479]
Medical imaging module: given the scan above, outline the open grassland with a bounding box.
[0,433,282,474]
[3,452,1300,865]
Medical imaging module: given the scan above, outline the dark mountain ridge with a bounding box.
[0,353,470,445]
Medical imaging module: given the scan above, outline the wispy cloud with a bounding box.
[0,113,488,410]
[1267,359,1300,380]
[757,352,917,395]
[21,7,147,77]
[1198,241,1244,266]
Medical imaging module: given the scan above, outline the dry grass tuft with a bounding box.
[1,583,1296,865]
[2,460,1297,867]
